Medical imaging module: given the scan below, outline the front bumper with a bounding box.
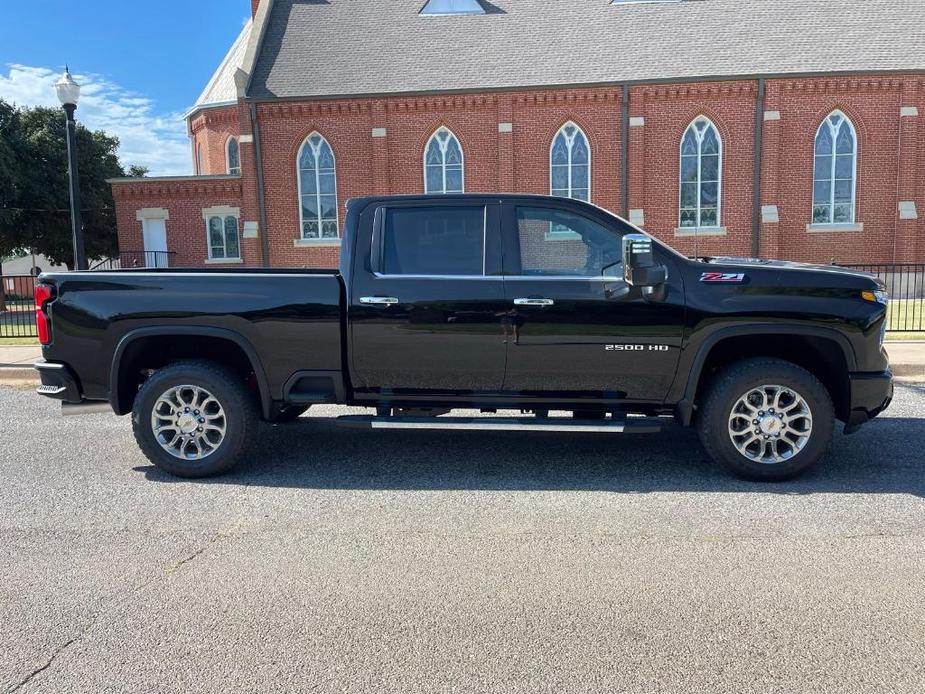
[34,360,82,403]
[844,369,893,434]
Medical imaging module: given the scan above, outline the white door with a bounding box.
[142,218,169,267]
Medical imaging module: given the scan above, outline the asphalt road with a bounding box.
[2,383,924,693]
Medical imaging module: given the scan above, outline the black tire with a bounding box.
[132,360,258,478]
[696,358,834,481]
[268,404,310,423]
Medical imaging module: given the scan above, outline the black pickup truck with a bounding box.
[34,194,892,480]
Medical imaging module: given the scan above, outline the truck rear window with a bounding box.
[382,206,485,276]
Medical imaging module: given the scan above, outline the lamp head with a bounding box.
[55,67,81,108]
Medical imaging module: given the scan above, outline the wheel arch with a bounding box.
[675,325,856,426]
[109,326,272,419]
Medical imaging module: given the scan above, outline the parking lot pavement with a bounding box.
[1,383,923,693]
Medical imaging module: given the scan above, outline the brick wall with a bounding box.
[114,74,925,269]
[112,177,247,267]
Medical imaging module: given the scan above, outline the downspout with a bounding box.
[620,83,629,218]
[751,77,766,257]
[249,102,271,267]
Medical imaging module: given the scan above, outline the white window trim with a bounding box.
[806,223,864,233]
[673,226,728,237]
[423,127,465,194]
[202,206,241,261]
[196,143,205,175]
[226,136,241,175]
[678,116,722,229]
[812,110,857,226]
[296,132,340,241]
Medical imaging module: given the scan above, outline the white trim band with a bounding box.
[900,106,919,117]
[498,122,513,133]
[629,116,645,127]
[371,127,387,138]
[764,110,781,121]
[761,205,779,223]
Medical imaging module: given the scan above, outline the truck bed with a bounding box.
[39,269,345,407]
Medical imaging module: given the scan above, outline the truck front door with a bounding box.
[499,201,684,402]
[349,200,507,396]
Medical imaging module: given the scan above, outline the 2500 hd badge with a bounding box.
[605,344,671,351]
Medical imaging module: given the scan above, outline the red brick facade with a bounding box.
[112,75,925,269]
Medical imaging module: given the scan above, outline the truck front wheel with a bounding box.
[132,360,258,478]
[696,358,834,481]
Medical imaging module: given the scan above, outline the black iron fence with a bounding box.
[841,263,925,333]
[1,274,38,339]
[90,250,174,270]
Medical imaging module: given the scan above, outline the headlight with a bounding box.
[861,289,889,305]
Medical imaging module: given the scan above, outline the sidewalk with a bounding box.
[2,342,924,382]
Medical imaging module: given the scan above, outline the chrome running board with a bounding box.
[336,415,661,434]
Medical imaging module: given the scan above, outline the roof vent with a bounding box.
[420,0,486,15]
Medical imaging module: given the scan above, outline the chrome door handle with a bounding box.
[513,298,555,306]
[359,296,400,306]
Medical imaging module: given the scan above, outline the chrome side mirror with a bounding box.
[622,234,667,288]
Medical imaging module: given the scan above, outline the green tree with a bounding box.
[0,98,141,269]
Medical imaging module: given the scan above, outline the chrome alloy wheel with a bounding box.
[151,385,226,460]
[727,384,813,464]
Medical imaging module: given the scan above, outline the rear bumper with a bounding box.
[34,360,82,403]
[844,369,893,434]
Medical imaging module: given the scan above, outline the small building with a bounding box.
[109,0,925,268]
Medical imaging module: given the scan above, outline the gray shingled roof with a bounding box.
[190,19,252,112]
[247,0,925,100]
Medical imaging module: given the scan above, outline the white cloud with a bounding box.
[0,64,192,176]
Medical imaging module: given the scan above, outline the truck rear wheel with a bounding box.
[132,360,258,478]
[696,358,834,481]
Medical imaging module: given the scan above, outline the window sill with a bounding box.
[806,223,864,233]
[205,257,243,264]
[294,238,342,248]
[544,231,581,241]
[673,226,727,237]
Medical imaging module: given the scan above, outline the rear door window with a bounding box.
[381,206,485,276]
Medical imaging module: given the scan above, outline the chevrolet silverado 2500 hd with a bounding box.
[34,194,893,480]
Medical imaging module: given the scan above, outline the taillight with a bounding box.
[34,284,54,345]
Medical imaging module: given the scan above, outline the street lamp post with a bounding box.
[55,68,86,271]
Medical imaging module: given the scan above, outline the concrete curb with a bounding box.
[0,366,37,381]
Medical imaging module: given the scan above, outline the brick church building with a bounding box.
[110,0,925,269]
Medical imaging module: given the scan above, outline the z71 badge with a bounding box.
[700,272,746,283]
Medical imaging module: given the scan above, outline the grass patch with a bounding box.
[887,298,925,332]
[0,336,39,345]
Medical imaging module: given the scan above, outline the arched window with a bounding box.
[550,122,590,201]
[679,116,721,228]
[813,111,856,224]
[226,137,240,175]
[297,132,338,239]
[424,127,464,194]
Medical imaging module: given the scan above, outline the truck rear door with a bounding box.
[348,199,506,396]
[499,200,684,402]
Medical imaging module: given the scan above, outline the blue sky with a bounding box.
[0,0,251,175]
